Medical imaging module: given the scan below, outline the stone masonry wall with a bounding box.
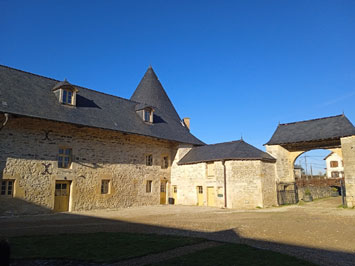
[225,160,263,209]
[265,145,297,183]
[341,135,355,207]
[0,116,176,215]
[171,148,225,207]
[260,162,278,207]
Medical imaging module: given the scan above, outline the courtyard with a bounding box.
[2,197,355,266]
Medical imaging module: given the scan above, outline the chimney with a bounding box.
[183,117,190,130]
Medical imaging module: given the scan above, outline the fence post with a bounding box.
[340,179,346,207]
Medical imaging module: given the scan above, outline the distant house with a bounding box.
[324,152,344,178]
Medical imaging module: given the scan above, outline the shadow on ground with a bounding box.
[0,199,354,266]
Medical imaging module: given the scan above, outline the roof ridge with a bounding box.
[204,140,243,146]
[279,114,344,126]
[0,64,135,104]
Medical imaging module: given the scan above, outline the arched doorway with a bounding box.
[265,115,355,207]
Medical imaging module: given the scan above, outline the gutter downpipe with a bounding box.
[0,113,9,131]
[223,160,227,208]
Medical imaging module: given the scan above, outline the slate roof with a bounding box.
[266,115,355,145]
[131,66,181,122]
[178,140,276,165]
[0,65,204,145]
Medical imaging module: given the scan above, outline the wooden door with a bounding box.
[197,186,203,206]
[54,181,70,212]
[160,181,167,204]
[172,186,177,204]
[207,186,216,207]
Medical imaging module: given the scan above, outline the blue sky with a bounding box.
[1,0,354,151]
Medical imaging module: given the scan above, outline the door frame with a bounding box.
[54,180,71,212]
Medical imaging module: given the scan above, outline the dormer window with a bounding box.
[135,103,154,124]
[62,89,73,104]
[144,108,153,123]
[52,79,78,106]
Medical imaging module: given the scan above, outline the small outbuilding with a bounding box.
[171,140,278,209]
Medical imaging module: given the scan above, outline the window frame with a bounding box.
[161,155,169,169]
[330,161,339,168]
[58,147,72,169]
[61,89,74,105]
[1,180,14,197]
[101,180,111,195]
[143,108,153,123]
[145,154,153,166]
[197,186,203,194]
[331,171,339,178]
[146,180,152,193]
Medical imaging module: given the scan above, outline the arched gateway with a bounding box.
[265,114,355,207]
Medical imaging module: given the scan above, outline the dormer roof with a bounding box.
[52,79,78,92]
[135,103,154,112]
[130,66,181,122]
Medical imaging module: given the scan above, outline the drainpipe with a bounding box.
[0,113,9,131]
[223,160,227,208]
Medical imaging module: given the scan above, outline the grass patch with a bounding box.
[151,243,316,266]
[337,204,354,209]
[10,232,204,263]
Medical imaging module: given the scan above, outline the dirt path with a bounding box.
[2,197,355,266]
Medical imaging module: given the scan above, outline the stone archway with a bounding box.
[265,115,355,207]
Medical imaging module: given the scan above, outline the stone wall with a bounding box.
[170,149,225,207]
[341,135,355,207]
[225,160,263,208]
[298,186,334,200]
[0,116,177,215]
[260,162,278,207]
[171,150,278,209]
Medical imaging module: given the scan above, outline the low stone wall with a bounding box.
[298,186,335,200]
[296,178,342,200]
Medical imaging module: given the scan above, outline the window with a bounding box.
[62,89,73,105]
[330,161,338,168]
[58,148,72,168]
[206,162,214,177]
[161,156,169,169]
[1,180,14,196]
[146,154,153,166]
[197,186,203,194]
[146,180,152,193]
[55,183,68,196]
[143,109,153,123]
[160,182,166,193]
[331,171,339,178]
[173,186,177,193]
[101,180,110,194]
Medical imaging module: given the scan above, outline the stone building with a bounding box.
[1,65,355,214]
[0,65,279,215]
[171,140,277,208]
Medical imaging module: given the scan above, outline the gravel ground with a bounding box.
[2,197,355,266]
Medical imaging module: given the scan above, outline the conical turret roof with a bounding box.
[130,66,181,121]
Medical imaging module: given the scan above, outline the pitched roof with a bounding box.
[0,65,204,145]
[266,115,355,145]
[178,140,276,165]
[323,152,333,160]
[130,66,181,122]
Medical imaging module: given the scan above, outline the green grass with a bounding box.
[10,232,204,263]
[150,243,316,266]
